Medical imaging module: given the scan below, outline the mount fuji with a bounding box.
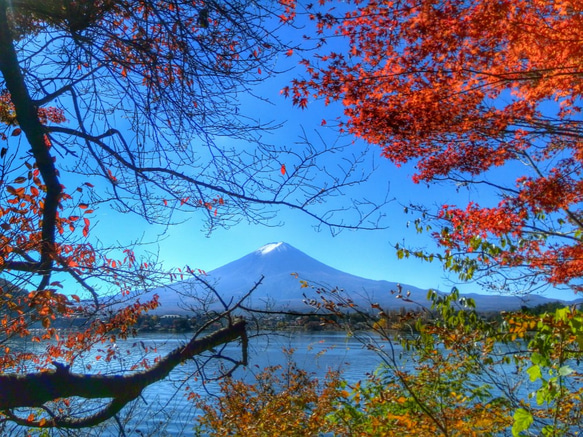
[146,242,569,314]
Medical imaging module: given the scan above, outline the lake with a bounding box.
[3,331,385,437]
[128,331,385,437]
[4,329,563,436]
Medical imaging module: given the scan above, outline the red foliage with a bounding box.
[288,0,583,292]
[0,97,157,371]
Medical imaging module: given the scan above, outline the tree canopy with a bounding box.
[287,0,583,294]
[0,0,386,431]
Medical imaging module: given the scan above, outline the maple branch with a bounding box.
[53,256,100,305]
[1,260,43,272]
[519,149,583,231]
[32,66,103,107]
[0,318,247,428]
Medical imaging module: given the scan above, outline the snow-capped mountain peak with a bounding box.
[256,242,285,255]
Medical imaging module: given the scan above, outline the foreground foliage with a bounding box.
[198,291,583,436]
[195,349,344,436]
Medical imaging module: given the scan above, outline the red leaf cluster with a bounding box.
[290,0,583,291]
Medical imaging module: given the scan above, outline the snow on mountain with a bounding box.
[187,242,433,310]
[147,242,572,314]
[256,242,284,255]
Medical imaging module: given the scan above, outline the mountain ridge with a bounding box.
[145,242,574,314]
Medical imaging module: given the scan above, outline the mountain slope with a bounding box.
[192,242,429,308]
[147,242,573,314]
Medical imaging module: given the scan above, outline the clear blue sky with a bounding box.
[88,66,578,303]
[84,18,577,303]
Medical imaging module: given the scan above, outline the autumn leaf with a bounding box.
[107,169,117,182]
[82,218,90,237]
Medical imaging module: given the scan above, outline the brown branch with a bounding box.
[4,397,130,429]
[0,318,247,428]
[48,125,387,231]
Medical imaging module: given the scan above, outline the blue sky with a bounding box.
[78,13,579,304]
[87,62,579,303]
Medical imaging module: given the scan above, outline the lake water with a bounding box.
[128,331,384,437]
[3,331,385,437]
[4,330,563,436]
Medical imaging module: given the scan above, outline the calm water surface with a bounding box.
[5,331,384,436]
[6,330,541,437]
[130,331,384,437]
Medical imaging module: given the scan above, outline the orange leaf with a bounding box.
[107,169,117,182]
[280,164,286,175]
[6,186,24,196]
[82,217,90,237]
